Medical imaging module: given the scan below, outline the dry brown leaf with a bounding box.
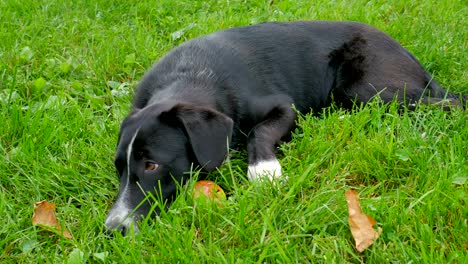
[32,200,72,240]
[345,190,382,252]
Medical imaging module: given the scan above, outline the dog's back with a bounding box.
[134,21,451,114]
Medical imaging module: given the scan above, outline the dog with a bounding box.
[104,21,463,234]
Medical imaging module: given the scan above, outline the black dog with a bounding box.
[105,21,461,234]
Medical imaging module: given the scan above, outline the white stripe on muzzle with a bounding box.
[105,128,140,231]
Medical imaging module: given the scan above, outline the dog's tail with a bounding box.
[397,65,466,111]
[415,71,468,110]
[414,63,468,109]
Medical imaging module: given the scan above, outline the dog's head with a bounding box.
[104,102,233,234]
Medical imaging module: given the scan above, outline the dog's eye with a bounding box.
[145,160,158,171]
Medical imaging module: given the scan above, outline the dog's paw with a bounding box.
[247,159,283,181]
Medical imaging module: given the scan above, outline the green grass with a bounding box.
[1,0,467,263]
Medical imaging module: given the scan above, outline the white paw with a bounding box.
[247,159,283,181]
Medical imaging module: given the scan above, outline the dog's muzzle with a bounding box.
[104,197,141,235]
[104,210,140,235]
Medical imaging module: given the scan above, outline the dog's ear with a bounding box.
[160,104,233,171]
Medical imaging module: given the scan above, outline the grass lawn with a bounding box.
[1,0,467,263]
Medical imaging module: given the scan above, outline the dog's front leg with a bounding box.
[246,95,296,181]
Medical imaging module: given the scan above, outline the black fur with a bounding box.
[105,21,463,235]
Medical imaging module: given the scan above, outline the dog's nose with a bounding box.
[105,199,138,235]
[104,218,139,236]
[104,217,124,235]
[104,222,125,236]
[104,224,134,237]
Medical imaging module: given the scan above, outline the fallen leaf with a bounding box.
[32,200,72,240]
[345,190,382,252]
